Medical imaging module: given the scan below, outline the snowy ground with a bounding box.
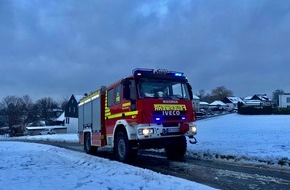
[6,113,290,168]
[190,114,290,167]
[0,114,289,189]
[0,142,214,190]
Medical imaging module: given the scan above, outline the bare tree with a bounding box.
[35,97,59,122]
[195,86,234,103]
[1,96,26,129]
[272,89,284,107]
[22,95,36,124]
[59,96,69,111]
[211,86,234,101]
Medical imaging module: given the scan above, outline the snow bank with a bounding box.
[13,133,79,143]
[0,142,214,190]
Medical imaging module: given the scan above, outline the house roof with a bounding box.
[200,101,209,105]
[244,94,271,101]
[192,95,200,100]
[227,97,245,104]
[244,96,252,100]
[209,100,228,106]
[253,94,270,101]
[56,112,65,121]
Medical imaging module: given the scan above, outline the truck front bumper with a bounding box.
[136,123,197,140]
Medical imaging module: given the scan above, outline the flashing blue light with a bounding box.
[155,117,161,121]
[175,73,183,77]
[181,116,186,120]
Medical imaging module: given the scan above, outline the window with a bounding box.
[107,88,114,107]
[69,107,71,113]
[115,85,121,104]
[287,97,290,103]
[172,83,189,99]
[138,78,189,99]
[66,118,70,124]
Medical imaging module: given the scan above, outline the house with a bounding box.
[243,94,272,106]
[64,94,84,133]
[222,97,244,110]
[192,95,200,111]
[209,100,229,110]
[199,101,209,110]
[278,93,290,108]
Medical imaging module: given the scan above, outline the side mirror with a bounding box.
[187,83,193,100]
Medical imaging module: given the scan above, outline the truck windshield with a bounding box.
[137,78,190,100]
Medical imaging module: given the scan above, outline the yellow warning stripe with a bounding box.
[106,111,138,119]
[122,102,131,107]
[80,90,100,104]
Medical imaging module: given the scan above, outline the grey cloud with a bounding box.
[1,0,290,101]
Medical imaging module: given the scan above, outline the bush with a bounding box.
[238,106,273,115]
[273,108,290,115]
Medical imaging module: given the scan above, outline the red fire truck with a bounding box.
[78,68,197,162]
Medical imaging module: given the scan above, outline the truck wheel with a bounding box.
[84,133,97,155]
[114,131,137,163]
[165,136,187,161]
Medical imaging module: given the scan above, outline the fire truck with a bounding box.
[78,68,197,163]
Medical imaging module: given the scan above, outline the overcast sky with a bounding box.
[1,0,290,101]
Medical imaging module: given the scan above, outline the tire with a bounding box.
[84,133,97,155]
[114,131,137,163]
[165,136,187,161]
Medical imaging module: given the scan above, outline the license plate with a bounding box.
[167,128,180,133]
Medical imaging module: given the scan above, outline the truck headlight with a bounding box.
[190,126,197,134]
[138,128,154,136]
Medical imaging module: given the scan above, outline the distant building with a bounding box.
[222,97,244,110]
[209,100,228,110]
[278,93,290,108]
[192,95,200,111]
[243,94,272,106]
[65,94,84,133]
[199,102,209,110]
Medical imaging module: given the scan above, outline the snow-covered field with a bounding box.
[190,114,290,167]
[0,142,214,190]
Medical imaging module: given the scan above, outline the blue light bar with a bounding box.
[132,68,154,75]
[132,68,186,79]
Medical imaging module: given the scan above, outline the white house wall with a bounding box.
[279,94,290,108]
[65,117,78,133]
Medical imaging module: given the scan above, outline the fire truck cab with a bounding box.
[78,68,197,163]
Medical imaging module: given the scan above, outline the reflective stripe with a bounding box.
[79,90,100,105]
[122,102,131,107]
[106,111,138,119]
